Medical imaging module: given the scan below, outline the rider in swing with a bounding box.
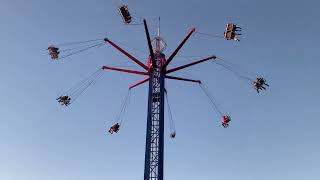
[222,114,231,128]
[109,123,120,134]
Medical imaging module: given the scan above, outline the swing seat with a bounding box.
[118,5,132,24]
[170,132,176,138]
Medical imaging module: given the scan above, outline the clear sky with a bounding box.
[0,0,319,180]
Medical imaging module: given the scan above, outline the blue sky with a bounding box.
[0,0,319,180]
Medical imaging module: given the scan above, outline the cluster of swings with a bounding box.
[175,55,270,128]
[50,54,269,130]
[48,4,269,135]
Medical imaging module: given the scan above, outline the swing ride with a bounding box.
[48,4,269,180]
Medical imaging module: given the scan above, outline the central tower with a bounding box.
[144,18,167,180]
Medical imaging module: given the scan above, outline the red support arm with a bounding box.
[143,19,156,69]
[165,75,201,84]
[104,38,149,71]
[102,66,149,76]
[129,77,149,90]
[162,27,196,70]
[166,55,216,74]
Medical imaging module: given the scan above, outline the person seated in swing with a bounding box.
[253,77,269,93]
[170,131,176,138]
[108,123,120,134]
[48,46,59,54]
[224,27,240,41]
[257,77,269,87]
[224,31,231,40]
[230,32,240,41]
[57,95,67,103]
[253,80,263,93]
[56,96,63,102]
[47,46,60,59]
[222,114,231,128]
[233,24,242,31]
[56,95,71,106]
[226,23,234,32]
[118,5,132,24]
[224,23,242,41]
[64,96,71,106]
[224,24,233,40]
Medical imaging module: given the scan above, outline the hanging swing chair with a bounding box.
[118,5,132,24]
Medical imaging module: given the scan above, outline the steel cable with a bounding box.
[165,91,175,134]
[58,43,104,60]
[199,83,223,116]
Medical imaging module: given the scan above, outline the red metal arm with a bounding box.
[166,55,216,74]
[102,66,149,75]
[162,27,196,70]
[143,19,156,69]
[104,38,149,71]
[129,77,149,90]
[165,75,201,84]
